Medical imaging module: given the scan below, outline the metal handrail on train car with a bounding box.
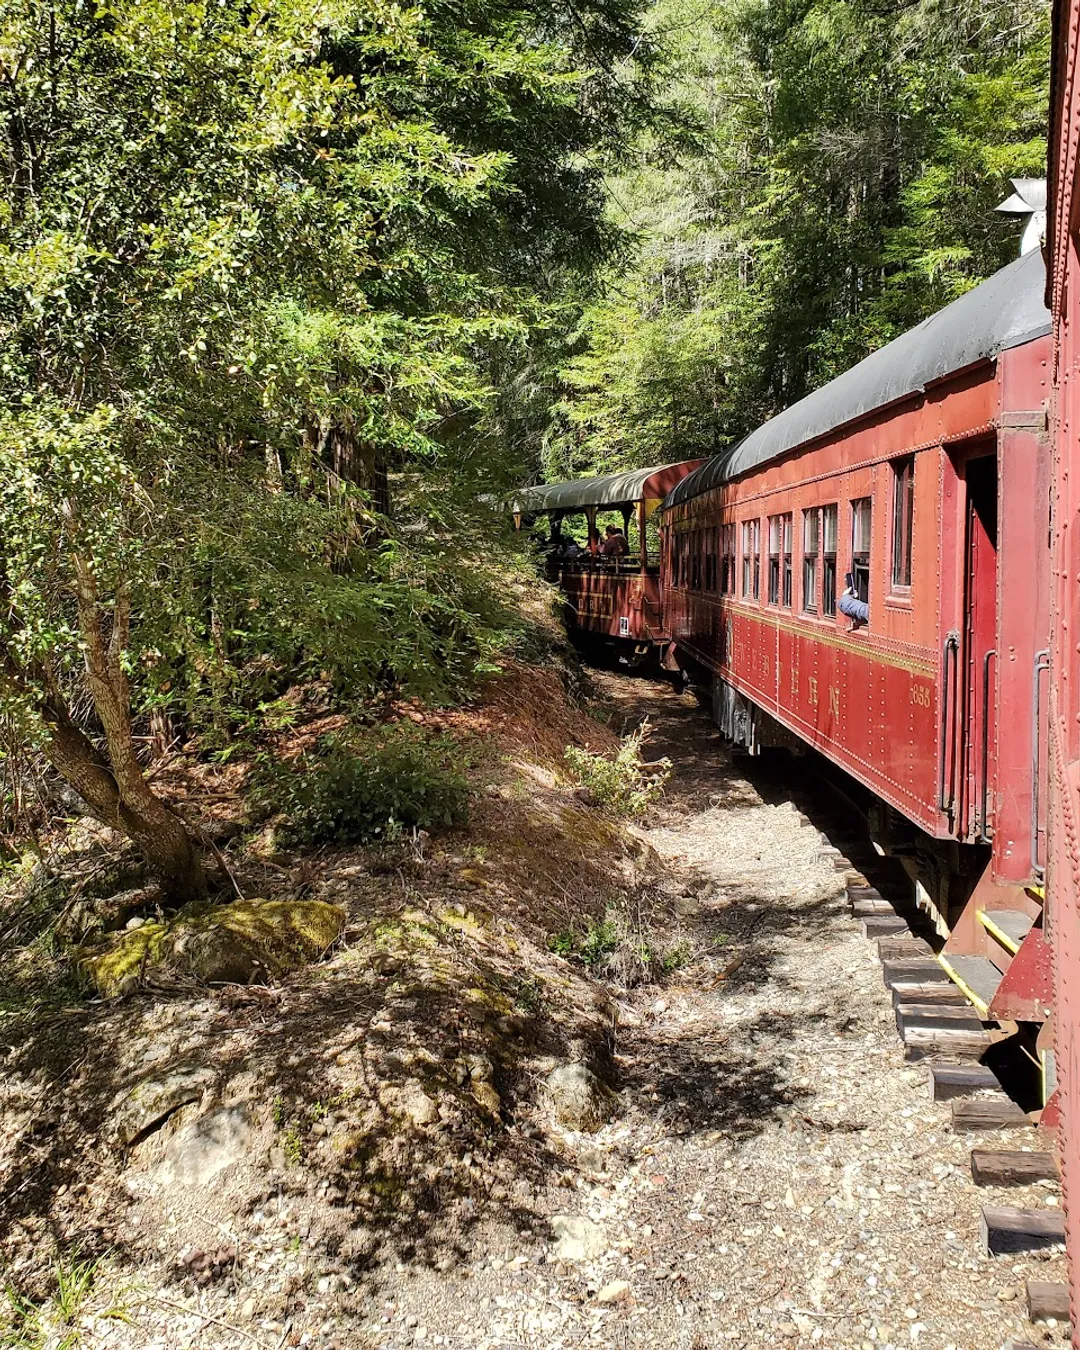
[979,648,997,843]
[938,631,960,816]
[1032,647,1050,876]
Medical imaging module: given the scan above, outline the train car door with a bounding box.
[961,452,999,843]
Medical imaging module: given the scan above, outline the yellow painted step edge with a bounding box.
[976,909,1022,956]
[936,953,992,1017]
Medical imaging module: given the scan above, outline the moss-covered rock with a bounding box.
[82,898,346,998]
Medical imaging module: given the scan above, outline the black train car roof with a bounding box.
[664,248,1051,510]
[510,461,694,513]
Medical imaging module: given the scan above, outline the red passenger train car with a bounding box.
[512,461,702,656]
[662,255,1052,953]
[1046,0,1080,1328]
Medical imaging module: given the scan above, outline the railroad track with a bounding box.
[752,749,1070,1344]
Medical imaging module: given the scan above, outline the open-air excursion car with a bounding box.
[511,461,702,661]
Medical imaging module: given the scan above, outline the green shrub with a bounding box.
[578,918,620,967]
[550,916,620,967]
[548,910,695,986]
[261,726,470,849]
[564,721,671,816]
[550,916,620,966]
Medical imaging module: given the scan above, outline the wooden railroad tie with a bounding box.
[980,1205,1066,1255]
[848,883,887,908]
[882,958,942,988]
[896,1001,982,1023]
[952,1096,1033,1131]
[895,1003,983,1040]
[900,1016,990,1062]
[896,1026,993,1058]
[878,937,934,960]
[891,982,967,1007]
[970,1149,1058,1186]
[929,1063,1000,1101]
[852,895,896,917]
[1025,1280,1070,1323]
[862,914,911,939]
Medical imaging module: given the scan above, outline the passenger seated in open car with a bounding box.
[600,525,629,557]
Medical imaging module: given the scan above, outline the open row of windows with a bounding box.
[670,456,914,617]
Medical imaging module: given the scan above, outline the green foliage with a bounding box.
[544,0,1051,477]
[549,907,692,983]
[550,917,621,966]
[281,1122,305,1168]
[511,973,546,1014]
[263,727,471,849]
[564,722,671,816]
[659,938,691,972]
[1,1251,126,1350]
[0,0,663,836]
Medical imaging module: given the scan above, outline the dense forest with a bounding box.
[544,0,1051,477]
[0,0,1050,897]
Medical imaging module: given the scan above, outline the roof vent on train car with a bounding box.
[996,177,1047,256]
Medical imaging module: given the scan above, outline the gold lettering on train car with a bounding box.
[808,677,818,706]
[790,664,798,696]
[829,687,840,718]
[910,681,931,708]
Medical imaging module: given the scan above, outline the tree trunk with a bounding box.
[62,553,207,905]
[317,418,390,517]
[38,696,206,905]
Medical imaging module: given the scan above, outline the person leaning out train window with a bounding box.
[838,583,869,629]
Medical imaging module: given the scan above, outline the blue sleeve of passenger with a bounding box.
[839,594,869,623]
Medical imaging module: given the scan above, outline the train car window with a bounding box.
[725,524,737,595]
[851,498,872,603]
[822,504,838,616]
[802,509,819,613]
[705,527,718,591]
[781,513,793,607]
[768,515,782,604]
[752,521,760,599]
[891,457,914,589]
[691,531,702,590]
[742,519,760,600]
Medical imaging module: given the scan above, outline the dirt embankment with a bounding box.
[0,660,696,1346]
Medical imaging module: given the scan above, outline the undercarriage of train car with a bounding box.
[702,656,1055,1110]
